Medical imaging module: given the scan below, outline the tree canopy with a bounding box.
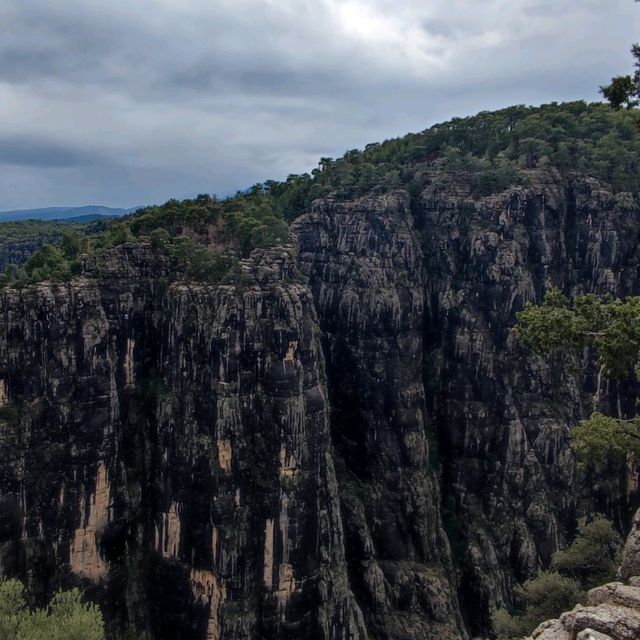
[3,102,640,288]
[0,578,104,640]
[493,516,621,639]
[600,2,640,109]
[516,289,640,466]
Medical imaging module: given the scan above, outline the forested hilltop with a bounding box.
[0,219,101,273]
[1,100,640,640]
[3,101,638,285]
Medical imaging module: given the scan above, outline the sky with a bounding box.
[0,0,638,210]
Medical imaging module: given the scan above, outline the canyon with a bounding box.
[0,104,638,639]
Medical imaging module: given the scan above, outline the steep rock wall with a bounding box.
[0,169,638,639]
[0,245,367,639]
[417,171,639,630]
[293,192,465,640]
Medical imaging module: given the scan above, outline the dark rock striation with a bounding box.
[416,170,639,630]
[0,244,367,639]
[293,192,465,639]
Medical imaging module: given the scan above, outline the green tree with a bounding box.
[516,289,640,465]
[552,517,622,589]
[0,578,104,640]
[492,516,622,638]
[601,75,639,110]
[23,244,71,282]
[493,571,583,640]
[600,3,640,109]
[0,578,27,640]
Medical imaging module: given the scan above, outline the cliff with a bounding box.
[0,102,639,639]
[0,244,370,639]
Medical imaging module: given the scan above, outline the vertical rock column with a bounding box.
[294,193,466,640]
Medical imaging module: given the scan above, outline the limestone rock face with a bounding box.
[293,192,465,640]
[619,509,640,581]
[528,581,640,640]
[416,173,638,627]
[525,511,640,640]
[0,170,638,639]
[0,245,367,639]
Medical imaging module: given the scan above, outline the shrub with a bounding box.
[0,578,104,640]
[552,517,622,589]
[493,571,583,640]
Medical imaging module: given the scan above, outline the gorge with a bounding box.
[0,101,639,639]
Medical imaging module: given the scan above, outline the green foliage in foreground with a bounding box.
[552,517,621,589]
[493,571,583,640]
[0,578,104,640]
[516,288,640,466]
[493,517,621,639]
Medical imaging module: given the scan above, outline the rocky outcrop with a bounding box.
[530,584,640,640]
[528,511,640,640]
[619,509,640,581]
[293,192,465,640]
[417,171,638,630]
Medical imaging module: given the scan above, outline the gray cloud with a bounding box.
[0,135,106,168]
[0,0,637,209]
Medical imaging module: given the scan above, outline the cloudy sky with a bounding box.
[0,0,638,210]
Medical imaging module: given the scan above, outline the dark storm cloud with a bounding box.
[0,4,124,84]
[0,0,638,209]
[0,135,104,168]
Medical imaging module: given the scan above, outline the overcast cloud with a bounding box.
[0,0,638,209]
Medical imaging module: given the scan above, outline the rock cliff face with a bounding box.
[0,245,367,639]
[0,167,638,638]
[293,193,464,639]
[416,170,639,630]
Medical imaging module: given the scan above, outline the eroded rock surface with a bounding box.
[294,192,465,640]
[417,172,639,627]
[0,245,367,639]
[619,509,640,581]
[528,580,640,640]
[0,169,639,639]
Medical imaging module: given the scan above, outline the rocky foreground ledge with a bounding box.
[528,511,640,640]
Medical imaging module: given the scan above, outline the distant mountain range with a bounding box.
[0,205,141,223]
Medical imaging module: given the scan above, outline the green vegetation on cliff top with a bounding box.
[3,100,639,286]
[0,220,95,241]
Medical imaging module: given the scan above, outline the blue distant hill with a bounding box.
[0,205,141,223]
